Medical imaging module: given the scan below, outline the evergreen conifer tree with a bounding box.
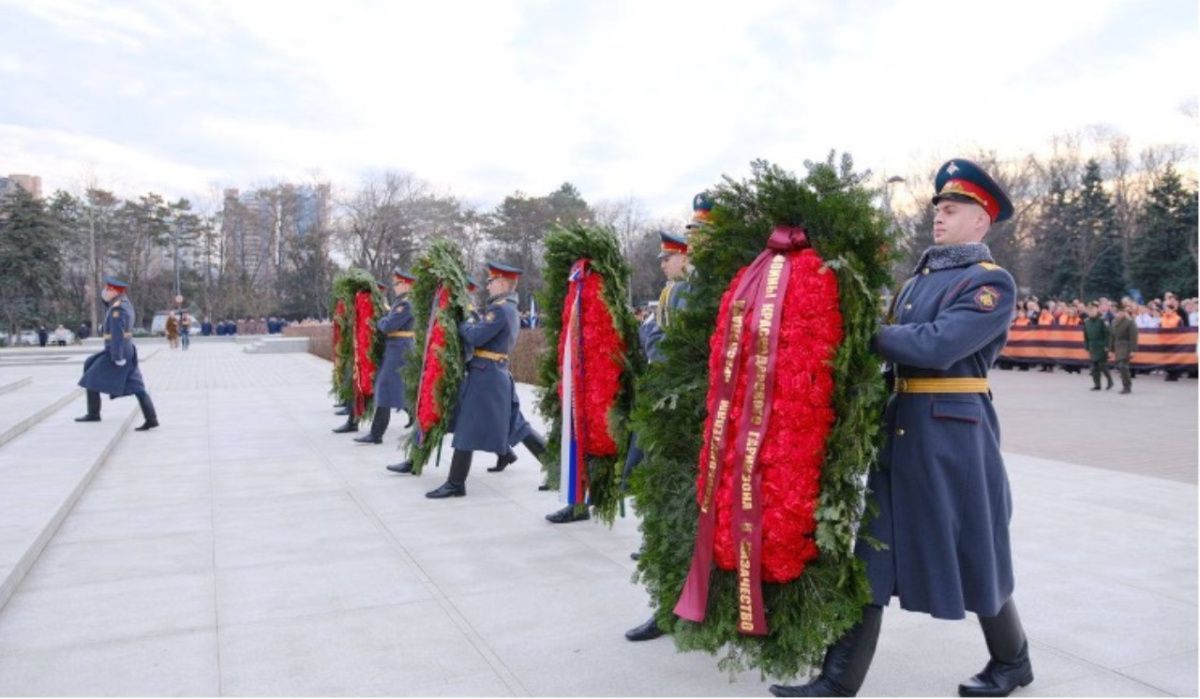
[0,188,64,336]
[1076,159,1125,299]
[1129,165,1198,298]
[1030,172,1080,298]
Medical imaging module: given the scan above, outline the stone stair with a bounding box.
[242,337,311,354]
[0,393,138,610]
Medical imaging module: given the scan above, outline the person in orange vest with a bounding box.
[1160,293,1185,381]
[1160,294,1183,328]
[1060,307,1081,326]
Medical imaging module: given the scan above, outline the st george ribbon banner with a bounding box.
[1000,326,1197,371]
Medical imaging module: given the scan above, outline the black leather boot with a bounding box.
[545,504,589,524]
[427,449,471,498]
[386,460,414,474]
[334,405,350,415]
[959,599,1033,697]
[354,409,389,444]
[522,432,546,457]
[769,605,883,697]
[75,390,101,422]
[133,391,159,431]
[332,417,358,433]
[489,449,518,472]
[624,616,663,642]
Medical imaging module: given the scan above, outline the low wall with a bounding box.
[283,325,333,361]
[284,324,547,385]
[511,328,545,385]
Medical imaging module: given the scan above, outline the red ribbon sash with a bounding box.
[353,290,377,417]
[674,226,807,636]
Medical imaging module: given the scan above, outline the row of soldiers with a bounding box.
[320,161,1035,697]
[327,244,690,523]
[76,158,1033,696]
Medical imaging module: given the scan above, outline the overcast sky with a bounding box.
[1,0,1195,218]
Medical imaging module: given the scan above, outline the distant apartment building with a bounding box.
[220,183,331,283]
[0,173,43,199]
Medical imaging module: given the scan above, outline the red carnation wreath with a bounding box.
[416,286,450,433]
[675,227,842,635]
[353,290,378,417]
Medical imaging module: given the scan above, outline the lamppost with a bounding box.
[173,217,182,299]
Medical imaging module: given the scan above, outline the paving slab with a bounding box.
[0,342,1193,697]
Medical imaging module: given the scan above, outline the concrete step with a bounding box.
[0,377,32,397]
[242,337,310,354]
[0,383,82,450]
[0,350,159,449]
[0,396,139,611]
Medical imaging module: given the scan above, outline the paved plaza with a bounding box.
[0,340,1195,696]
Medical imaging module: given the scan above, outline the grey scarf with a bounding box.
[913,243,994,274]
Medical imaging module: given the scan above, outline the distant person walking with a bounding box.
[1083,303,1113,391]
[166,313,179,349]
[179,311,191,350]
[1110,305,1139,394]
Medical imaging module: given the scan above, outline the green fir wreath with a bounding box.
[330,267,385,417]
[629,156,896,679]
[535,224,643,524]
[402,239,472,474]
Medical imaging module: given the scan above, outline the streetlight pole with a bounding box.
[88,204,98,334]
[173,218,181,298]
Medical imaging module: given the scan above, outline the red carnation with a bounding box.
[697,249,842,583]
[557,265,624,457]
[417,287,450,433]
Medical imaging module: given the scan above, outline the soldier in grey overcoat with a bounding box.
[426,262,526,499]
[355,270,415,444]
[624,226,695,640]
[76,276,159,431]
[772,160,1034,698]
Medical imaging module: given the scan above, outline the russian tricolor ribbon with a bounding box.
[559,260,590,505]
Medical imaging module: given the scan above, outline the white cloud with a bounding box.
[0,0,1193,217]
[0,124,220,197]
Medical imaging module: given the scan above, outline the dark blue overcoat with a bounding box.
[857,251,1017,619]
[374,295,414,411]
[641,279,689,363]
[451,294,520,454]
[79,297,146,398]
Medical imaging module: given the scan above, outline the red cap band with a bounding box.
[939,179,1000,221]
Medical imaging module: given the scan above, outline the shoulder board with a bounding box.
[978,262,1002,271]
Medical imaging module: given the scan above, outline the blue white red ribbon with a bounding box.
[559,260,589,505]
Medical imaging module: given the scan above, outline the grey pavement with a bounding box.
[0,342,1194,696]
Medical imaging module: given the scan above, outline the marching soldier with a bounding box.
[426,262,526,498]
[624,223,696,637]
[75,276,159,431]
[386,276,491,474]
[771,160,1032,697]
[355,270,416,444]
